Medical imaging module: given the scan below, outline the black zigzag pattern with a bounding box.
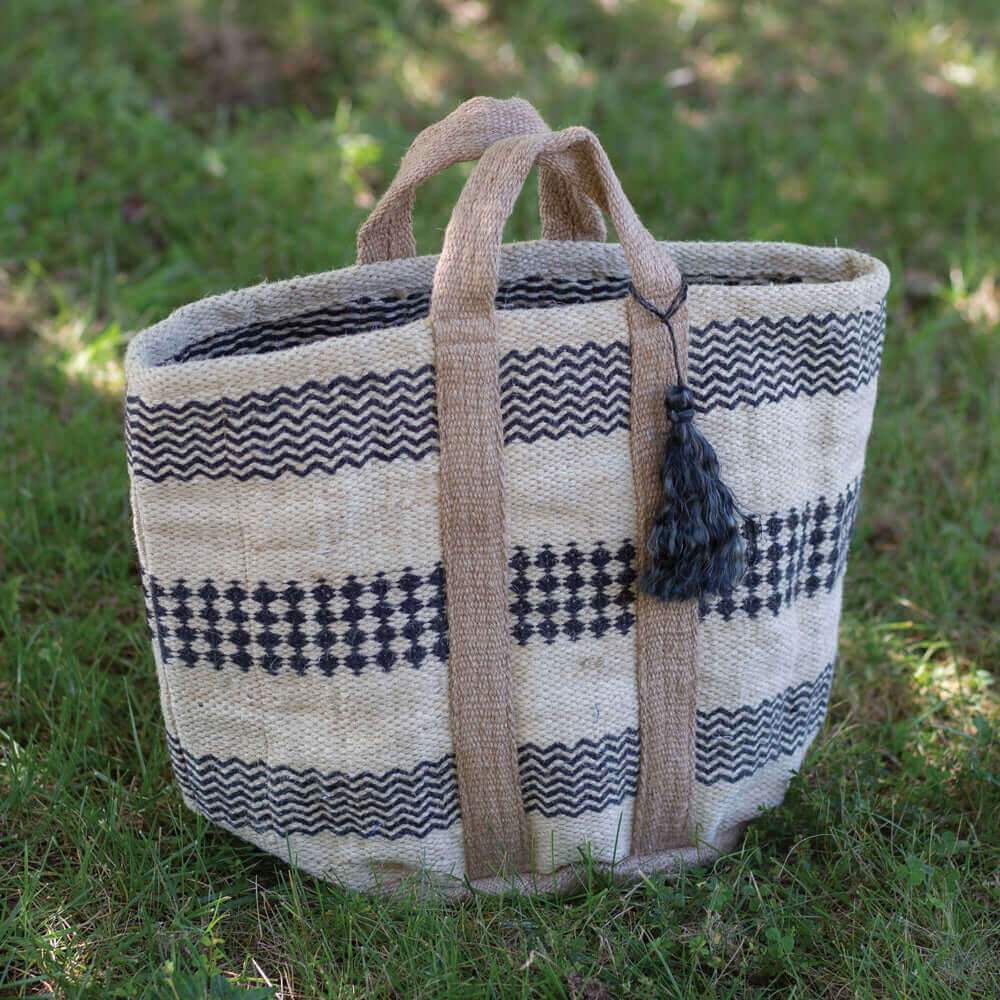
[128,306,884,484]
[125,365,438,484]
[166,727,639,839]
[142,476,860,678]
[166,271,810,365]
[169,274,633,364]
[164,661,835,840]
[500,340,631,446]
[687,304,885,413]
[166,734,460,840]
[518,729,639,818]
[695,662,834,784]
[126,341,631,484]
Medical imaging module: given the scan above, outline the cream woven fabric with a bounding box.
[125,100,889,895]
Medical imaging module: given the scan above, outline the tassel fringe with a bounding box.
[639,385,746,601]
[629,281,748,602]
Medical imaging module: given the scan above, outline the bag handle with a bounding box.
[356,97,606,265]
[431,128,698,879]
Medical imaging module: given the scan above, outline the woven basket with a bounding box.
[125,98,889,894]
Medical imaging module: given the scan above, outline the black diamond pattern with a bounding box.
[143,479,861,677]
[700,479,860,622]
[508,541,636,648]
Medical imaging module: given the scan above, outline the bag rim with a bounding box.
[125,239,890,379]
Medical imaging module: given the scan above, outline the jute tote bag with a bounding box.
[125,98,889,895]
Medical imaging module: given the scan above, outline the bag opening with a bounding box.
[167,269,807,365]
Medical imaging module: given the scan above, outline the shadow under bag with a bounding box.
[124,97,890,894]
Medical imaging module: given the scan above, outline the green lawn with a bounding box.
[1,1,998,997]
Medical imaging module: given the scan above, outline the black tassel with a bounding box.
[629,281,747,602]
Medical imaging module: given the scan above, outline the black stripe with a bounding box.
[126,342,634,484]
[166,727,639,838]
[500,341,631,447]
[688,305,885,414]
[695,662,834,784]
[518,730,639,818]
[140,477,860,678]
[165,661,833,840]
[168,275,632,364]
[127,306,884,484]
[166,735,460,840]
[165,271,809,365]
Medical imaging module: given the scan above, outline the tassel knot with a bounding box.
[666,385,695,423]
[629,280,748,603]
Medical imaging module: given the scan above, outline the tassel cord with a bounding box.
[627,279,688,390]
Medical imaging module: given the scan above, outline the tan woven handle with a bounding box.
[356,97,606,265]
[431,128,698,879]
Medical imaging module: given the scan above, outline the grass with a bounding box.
[1,0,998,996]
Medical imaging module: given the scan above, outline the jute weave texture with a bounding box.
[125,98,889,894]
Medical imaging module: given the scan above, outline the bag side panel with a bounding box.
[688,292,885,842]
[128,317,467,889]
